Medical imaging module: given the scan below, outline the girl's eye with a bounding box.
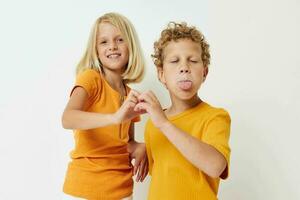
[117,38,124,42]
[100,41,107,44]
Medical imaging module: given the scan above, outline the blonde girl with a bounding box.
[62,12,148,199]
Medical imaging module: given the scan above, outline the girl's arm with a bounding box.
[127,123,148,182]
[62,87,116,130]
[62,87,141,130]
[135,91,227,178]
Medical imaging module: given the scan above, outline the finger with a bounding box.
[136,165,141,182]
[126,92,139,104]
[134,102,150,112]
[138,92,154,104]
[128,96,138,104]
[140,156,148,181]
[134,157,142,175]
[126,101,136,109]
[128,89,141,99]
[137,156,147,182]
[134,106,147,115]
[141,158,148,181]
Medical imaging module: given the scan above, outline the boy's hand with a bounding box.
[127,141,148,182]
[114,90,145,124]
[134,90,169,129]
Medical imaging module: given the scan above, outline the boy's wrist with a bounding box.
[158,120,172,132]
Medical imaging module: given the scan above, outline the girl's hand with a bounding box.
[127,141,148,182]
[114,90,145,124]
[134,90,169,129]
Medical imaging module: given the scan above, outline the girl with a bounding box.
[62,12,148,199]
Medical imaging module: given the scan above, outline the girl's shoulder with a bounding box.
[78,68,101,78]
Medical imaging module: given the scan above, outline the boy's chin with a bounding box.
[169,90,198,101]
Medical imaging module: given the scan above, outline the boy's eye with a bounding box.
[190,60,198,63]
[170,60,178,63]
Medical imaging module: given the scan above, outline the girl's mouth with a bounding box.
[107,53,121,58]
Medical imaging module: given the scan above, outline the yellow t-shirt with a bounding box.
[145,102,231,200]
[63,69,139,200]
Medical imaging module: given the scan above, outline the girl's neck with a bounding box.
[166,94,202,116]
[102,68,125,94]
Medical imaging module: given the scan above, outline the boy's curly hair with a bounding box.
[152,22,210,68]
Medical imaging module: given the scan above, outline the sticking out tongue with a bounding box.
[178,80,192,90]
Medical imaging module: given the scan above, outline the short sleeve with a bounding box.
[202,109,231,179]
[70,69,101,99]
[144,120,154,175]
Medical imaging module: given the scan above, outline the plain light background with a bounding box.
[0,0,299,199]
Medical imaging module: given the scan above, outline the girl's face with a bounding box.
[159,39,208,100]
[97,22,129,73]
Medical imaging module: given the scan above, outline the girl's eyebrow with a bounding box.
[98,34,123,40]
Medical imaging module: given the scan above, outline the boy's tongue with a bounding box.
[178,80,192,90]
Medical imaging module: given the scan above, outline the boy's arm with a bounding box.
[159,122,227,178]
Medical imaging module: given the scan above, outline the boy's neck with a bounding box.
[166,94,202,116]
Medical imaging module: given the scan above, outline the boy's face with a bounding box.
[159,39,208,100]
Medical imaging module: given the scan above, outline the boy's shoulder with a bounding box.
[201,102,230,117]
[198,102,231,125]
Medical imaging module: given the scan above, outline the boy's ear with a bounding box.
[157,68,167,86]
[203,66,209,82]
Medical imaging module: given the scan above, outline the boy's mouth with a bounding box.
[177,80,193,90]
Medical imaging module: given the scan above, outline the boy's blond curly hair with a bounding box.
[152,22,210,68]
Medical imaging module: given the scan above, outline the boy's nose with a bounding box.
[180,69,190,73]
[179,64,191,73]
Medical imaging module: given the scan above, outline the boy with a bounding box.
[135,22,231,199]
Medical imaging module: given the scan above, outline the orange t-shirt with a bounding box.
[63,69,139,199]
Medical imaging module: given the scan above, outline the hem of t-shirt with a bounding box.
[63,188,133,200]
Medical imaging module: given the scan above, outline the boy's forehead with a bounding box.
[163,39,202,57]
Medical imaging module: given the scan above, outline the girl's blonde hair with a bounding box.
[76,12,145,84]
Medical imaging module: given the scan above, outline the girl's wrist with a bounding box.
[111,112,121,124]
[108,113,120,125]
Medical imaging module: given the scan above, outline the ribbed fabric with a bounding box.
[63,69,139,199]
[145,102,231,200]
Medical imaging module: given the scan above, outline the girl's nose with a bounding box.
[109,42,118,50]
